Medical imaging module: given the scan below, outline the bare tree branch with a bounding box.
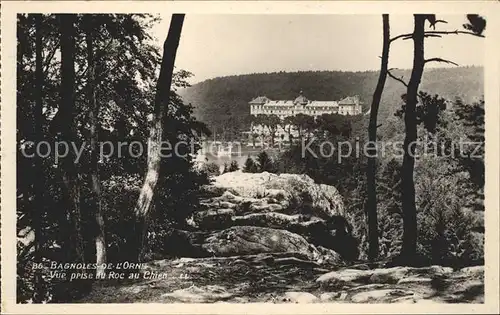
[42,41,59,75]
[435,19,448,25]
[389,33,410,43]
[76,39,115,82]
[425,57,459,66]
[387,69,408,87]
[426,30,485,38]
[423,34,443,39]
[429,20,448,29]
[391,29,485,42]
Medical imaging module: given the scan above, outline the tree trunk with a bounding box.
[270,128,275,147]
[133,14,185,262]
[59,14,84,262]
[85,16,106,278]
[400,15,426,259]
[365,14,390,261]
[33,13,44,302]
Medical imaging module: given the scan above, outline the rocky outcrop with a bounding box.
[314,265,484,303]
[82,255,484,304]
[316,265,454,286]
[164,226,343,264]
[183,171,359,261]
[202,226,319,259]
[209,171,344,218]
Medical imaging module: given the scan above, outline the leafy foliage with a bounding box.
[201,162,221,177]
[256,151,274,173]
[243,156,259,173]
[17,13,209,303]
[463,14,486,36]
[394,92,447,134]
[228,160,240,172]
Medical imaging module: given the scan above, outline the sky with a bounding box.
[150,14,485,84]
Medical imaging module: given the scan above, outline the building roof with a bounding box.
[309,101,339,107]
[293,91,309,105]
[250,93,360,107]
[249,96,271,104]
[338,95,360,105]
[267,100,294,106]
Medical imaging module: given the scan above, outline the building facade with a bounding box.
[250,91,362,119]
[247,91,362,144]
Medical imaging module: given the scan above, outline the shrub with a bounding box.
[243,157,258,173]
[202,162,221,177]
[228,160,239,172]
[222,162,229,174]
[257,151,274,172]
[415,156,483,267]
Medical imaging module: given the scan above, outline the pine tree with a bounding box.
[257,151,273,172]
[243,157,257,173]
[228,160,239,172]
[365,14,390,261]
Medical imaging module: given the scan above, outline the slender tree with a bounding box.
[33,13,44,302]
[133,14,185,261]
[85,15,107,278]
[252,133,258,147]
[283,116,295,144]
[59,14,84,263]
[365,14,390,261]
[387,14,486,260]
[265,114,281,147]
[399,15,426,259]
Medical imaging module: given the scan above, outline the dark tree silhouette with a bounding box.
[58,14,84,263]
[243,156,258,173]
[133,14,185,261]
[399,15,426,258]
[85,15,107,278]
[365,14,390,261]
[257,151,273,172]
[33,13,44,302]
[228,160,239,172]
[387,14,486,261]
[463,14,486,35]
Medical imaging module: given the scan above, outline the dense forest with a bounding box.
[181,67,483,139]
[16,13,210,302]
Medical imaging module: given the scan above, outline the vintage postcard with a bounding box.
[1,1,499,314]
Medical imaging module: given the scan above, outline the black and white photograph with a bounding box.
[1,1,499,313]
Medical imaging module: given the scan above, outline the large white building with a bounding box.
[247,91,362,145]
[250,91,362,118]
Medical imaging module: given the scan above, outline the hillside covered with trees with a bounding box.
[180,66,483,139]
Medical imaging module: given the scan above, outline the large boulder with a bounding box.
[211,171,344,218]
[187,171,359,261]
[164,226,330,261]
[200,172,360,259]
[202,226,320,259]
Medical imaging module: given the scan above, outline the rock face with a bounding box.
[181,171,359,261]
[164,226,343,264]
[82,256,484,304]
[210,171,344,218]
[202,226,319,259]
[314,265,484,303]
